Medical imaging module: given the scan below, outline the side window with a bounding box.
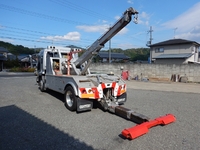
[53,52,59,57]
[53,59,61,75]
[155,48,164,53]
[48,52,53,57]
[61,53,69,58]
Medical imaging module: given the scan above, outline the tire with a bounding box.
[36,76,39,83]
[64,86,77,111]
[39,76,45,92]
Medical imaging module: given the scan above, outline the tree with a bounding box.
[0,41,35,55]
[102,48,150,62]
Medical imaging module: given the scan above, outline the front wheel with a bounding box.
[39,76,45,92]
[64,86,77,111]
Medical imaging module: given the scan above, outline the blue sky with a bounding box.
[0,0,200,50]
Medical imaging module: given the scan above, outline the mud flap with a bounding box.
[117,93,127,104]
[77,98,93,112]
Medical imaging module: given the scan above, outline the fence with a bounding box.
[89,63,200,82]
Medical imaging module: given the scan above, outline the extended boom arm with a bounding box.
[74,7,138,73]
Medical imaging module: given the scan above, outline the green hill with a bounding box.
[0,41,40,55]
[0,41,150,62]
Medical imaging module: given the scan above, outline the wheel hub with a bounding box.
[66,91,73,107]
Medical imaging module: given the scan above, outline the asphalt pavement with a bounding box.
[126,80,200,94]
[0,72,34,77]
[0,75,200,150]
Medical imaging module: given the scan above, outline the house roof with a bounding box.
[7,53,16,60]
[17,54,30,60]
[153,53,193,59]
[0,54,7,61]
[0,47,9,53]
[150,39,200,47]
[98,52,130,59]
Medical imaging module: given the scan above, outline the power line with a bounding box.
[49,0,113,20]
[1,25,52,36]
[0,24,95,42]
[0,23,146,48]
[0,25,71,38]
[0,35,82,46]
[0,29,45,37]
[0,2,144,48]
[0,26,96,48]
[0,4,90,25]
[0,2,120,48]
[0,32,40,39]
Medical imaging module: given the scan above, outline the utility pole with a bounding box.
[147,26,153,64]
[147,26,153,46]
[174,28,177,39]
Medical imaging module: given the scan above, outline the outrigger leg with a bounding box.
[108,105,176,140]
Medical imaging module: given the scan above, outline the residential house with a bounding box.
[0,46,9,71]
[149,39,200,64]
[7,53,16,60]
[96,52,130,63]
[18,54,37,68]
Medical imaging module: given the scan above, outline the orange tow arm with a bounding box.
[121,114,176,140]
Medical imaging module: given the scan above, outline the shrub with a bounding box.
[27,67,35,72]
[9,67,35,72]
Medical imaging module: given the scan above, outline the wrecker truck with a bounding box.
[36,7,176,140]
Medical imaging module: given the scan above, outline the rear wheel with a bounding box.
[64,86,77,111]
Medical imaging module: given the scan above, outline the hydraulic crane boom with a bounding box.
[74,7,138,72]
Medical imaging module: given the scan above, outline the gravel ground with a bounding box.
[0,76,200,150]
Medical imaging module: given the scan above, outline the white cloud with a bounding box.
[176,26,200,42]
[127,0,133,4]
[102,20,108,23]
[117,43,137,49]
[40,32,80,41]
[132,31,146,36]
[162,2,200,32]
[77,24,128,35]
[162,2,200,42]
[119,27,128,35]
[97,19,108,24]
[138,11,150,26]
[140,12,150,19]
[77,24,109,33]
[114,15,120,20]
